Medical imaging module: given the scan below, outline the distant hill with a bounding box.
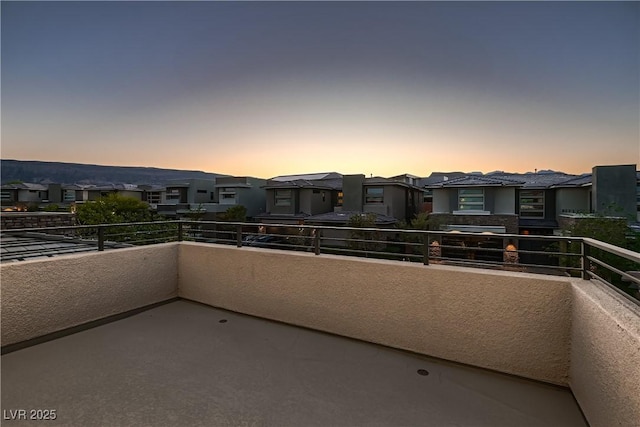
[1,159,228,185]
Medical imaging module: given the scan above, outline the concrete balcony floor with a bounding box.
[1,300,587,427]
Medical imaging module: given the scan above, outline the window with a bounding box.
[423,190,433,203]
[274,189,292,207]
[337,191,343,207]
[636,184,640,212]
[458,189,484,211]
[519,190,545,218]
[365,187,383,204]
[196,189,207,194]
[1,191,11,201]
[146,192,161,204]
[167,189,181,201]
[220,188,236,204]
[64,190,76,202]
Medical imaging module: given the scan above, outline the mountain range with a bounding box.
[1,159,227,185]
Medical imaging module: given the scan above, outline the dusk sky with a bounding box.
[2,1,638,179]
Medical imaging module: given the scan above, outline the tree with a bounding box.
[395,212,431,259]
[347,213,383,254]
[75,194,156,225]
[562,215,640,297]
[222,205,247,222]
[75,194,172,243]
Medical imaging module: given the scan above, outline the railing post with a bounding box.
[314,228,320,255]
[581,239,591,280]
[236,225,243,247]
[98,226,104,251]
[177,221,183,242]
[423,232,429,265]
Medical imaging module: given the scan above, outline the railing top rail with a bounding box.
[1,219,586,244]
[584,237,640,263]
[176,220,582,243]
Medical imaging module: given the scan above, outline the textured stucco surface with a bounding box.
[178,243,572,385]
[570,279,640,427]
[1,301,588,427]
[1,244,178,346]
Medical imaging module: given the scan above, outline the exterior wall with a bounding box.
[1,212,76,230]
[592,164,636,217]
[47,184,63,203]
[187,180,216,204]
[493,187,516,214]
[556,188,590,218]
[117,190,143,201]
[18,189,46,203]
[342,174,365,211]
[87,190,107,201]
[431,188,451,213]
[363,185,405,219]
[237,177,267,218]
[178,243,572,385]
[299,188,333,216]
[429,213,519,234]
[570,279,640,427]
[0,244,179,346]
[267,188,298,215]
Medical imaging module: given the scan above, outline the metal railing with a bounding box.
[2,219,639,305]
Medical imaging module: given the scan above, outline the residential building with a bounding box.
[342,174,422,222]
[213,176,266,219]
[137,185,167,210]
[255,172,342,224]
[157,177,266,220]
[425,165,639,236]
[0,183,49,207]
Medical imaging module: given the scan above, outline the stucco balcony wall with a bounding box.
[178,242,572,386]
[1,243,178,346]
[569,279,640,427]
[2,242,639,426]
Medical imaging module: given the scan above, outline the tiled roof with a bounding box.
[264,178,342,190]
[270,172,342,182]
[426,174,524,188]
[551,174,592,188]
[0,183,48,191]
[364,177,423,190]
[424,171,589,189]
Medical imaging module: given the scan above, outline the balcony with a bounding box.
[1,224,639,426]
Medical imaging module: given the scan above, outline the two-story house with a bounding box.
[156,177,267,220]
[254,172,342,225]
[213,176,266,220]
[0,183,49,209]
[156,179,217,219]
[303,174,423,228]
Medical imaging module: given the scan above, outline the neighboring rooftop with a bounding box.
[0,232,130,263]
[269,172,342,182]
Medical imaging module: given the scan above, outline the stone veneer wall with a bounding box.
[428,213,519,234]
[0,212,76,230]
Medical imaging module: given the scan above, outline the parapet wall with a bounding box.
[178,242,572,385]
[569,280,640,427]
[1,244,178,346]
[2,242,638,426]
